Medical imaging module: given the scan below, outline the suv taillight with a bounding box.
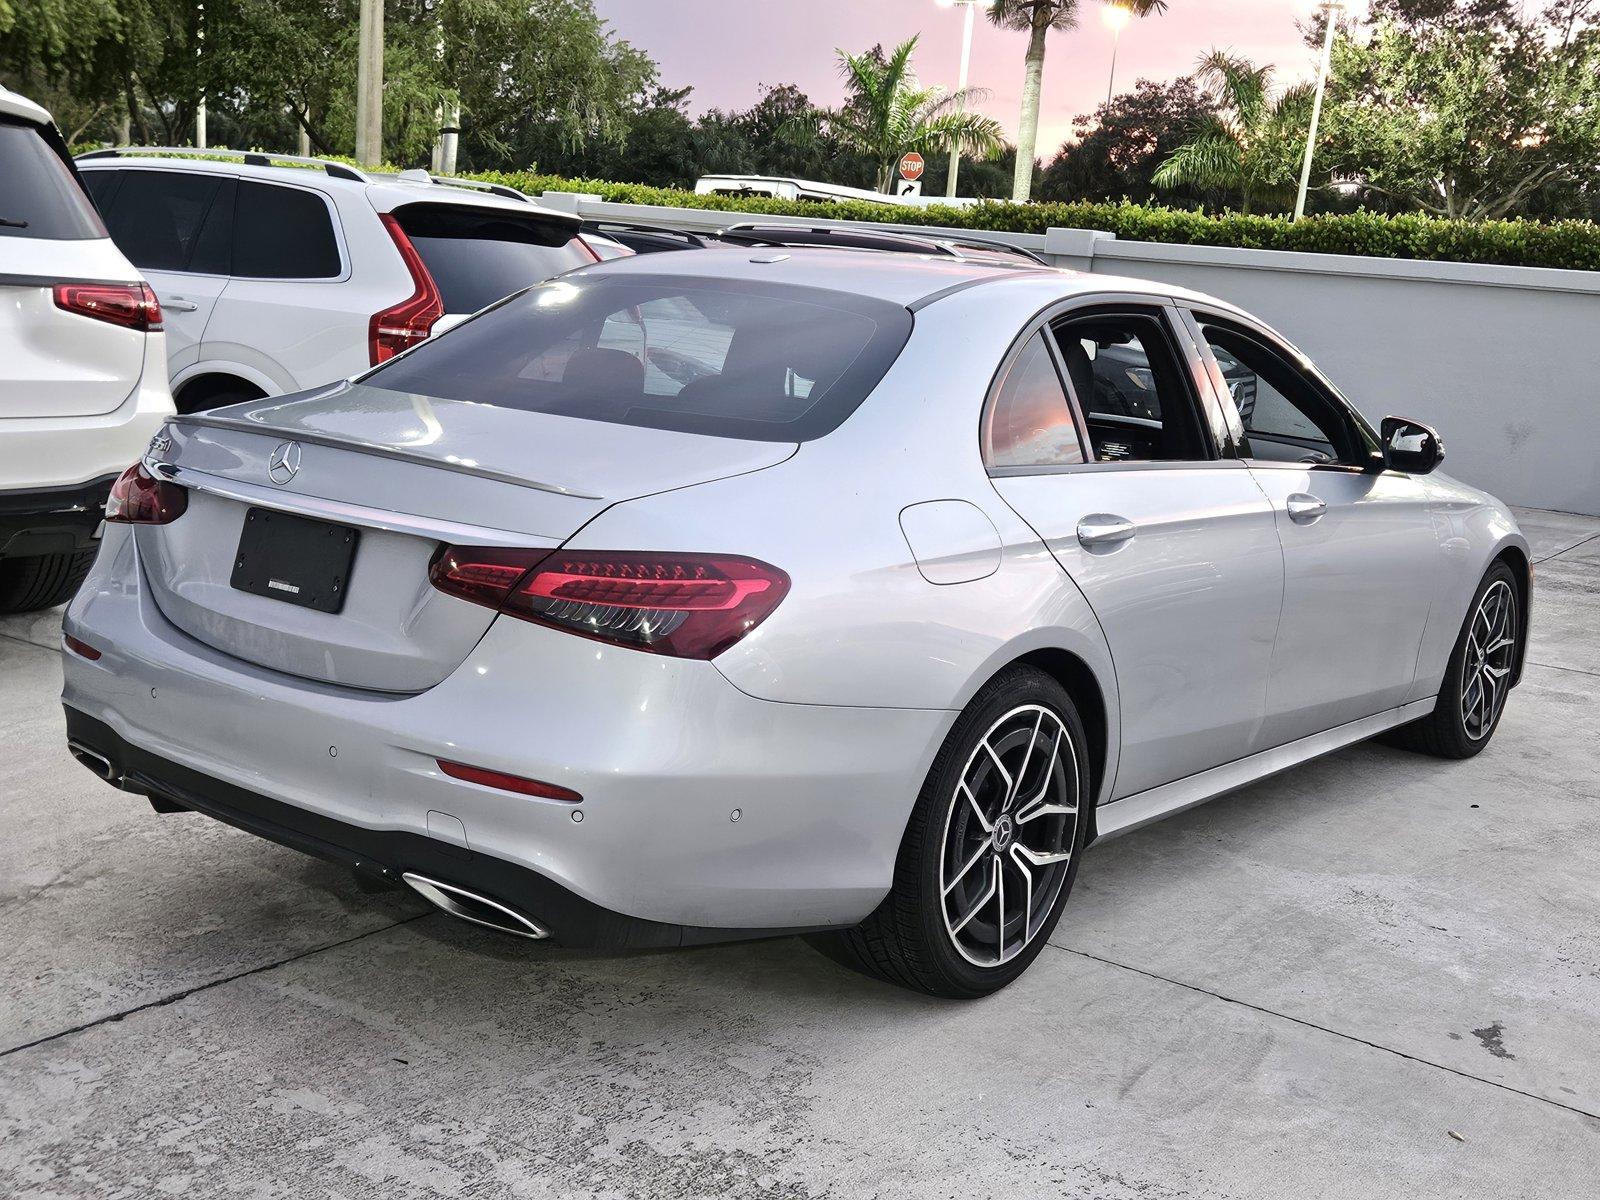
[105,462,187,525]
[429,547,789,660]
[53,283,163,332]
[369,213,444,365]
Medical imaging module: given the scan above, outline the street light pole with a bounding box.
[1102,3,1131,107]
[938,0,979,200]
[355,0,385,167]
[1294,1,1342,222]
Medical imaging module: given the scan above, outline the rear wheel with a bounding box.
[1383,561,1521,758]
[0,549,98,613]
[810,666,1089,998]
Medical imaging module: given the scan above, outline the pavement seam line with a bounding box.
[0,629,59,656]
[0,910,433,1060]
[1533,529,1600,564]
[1047,941,1600,1124]
[1526,659,1600,679]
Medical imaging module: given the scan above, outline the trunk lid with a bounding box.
[138,381,795,691]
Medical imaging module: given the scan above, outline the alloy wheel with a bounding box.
[1461,579,1517,741]
[939,704,1080,968]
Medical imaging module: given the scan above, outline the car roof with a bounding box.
[74,151,578,227]
[0,85,52,126]
[571,244,1209,311]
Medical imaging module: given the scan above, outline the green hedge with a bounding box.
[464,168,1600,272]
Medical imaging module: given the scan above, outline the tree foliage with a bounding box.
[1321,0,1600,219]
[1039,77,1214,204]
[1152,51,1313,213]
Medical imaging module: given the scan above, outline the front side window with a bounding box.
[232,181,341,278]
[1052,312,1208,463]
[1198,321,1367,465]
[100,169,228,272]
[983,331,1084,469]
[391,204,593,312]
[0,120,105,241]
[365,274,912,442]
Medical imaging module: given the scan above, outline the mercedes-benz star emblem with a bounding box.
[267,441,302,486]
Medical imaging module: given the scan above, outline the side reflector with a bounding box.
[438,759,583,803]
[63,634,102,661]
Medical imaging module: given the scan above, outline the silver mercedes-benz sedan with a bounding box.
[61,245,1529,997]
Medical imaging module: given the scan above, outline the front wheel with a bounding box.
[1383,561,1521,759]
[809,666,1090,998]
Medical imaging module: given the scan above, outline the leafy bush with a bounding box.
[466,169,1600,272]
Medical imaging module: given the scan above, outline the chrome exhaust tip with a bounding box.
[401,872,549,940]
[68,740,117,783]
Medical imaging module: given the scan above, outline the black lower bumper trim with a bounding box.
[1,475,117,556]
[64,706,817,950]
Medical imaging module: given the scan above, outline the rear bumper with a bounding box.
[0,474,116,557]
[62,526,953,932]
[63,707,802,949]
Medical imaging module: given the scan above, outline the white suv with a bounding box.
[75,149,600,412]
[1,87,174,612]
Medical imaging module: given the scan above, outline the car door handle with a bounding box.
[1286,493,1327,524]
[1076,514,1136,548]
[162,296,199,312]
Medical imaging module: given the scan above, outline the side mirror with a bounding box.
[1380,416,1444,475]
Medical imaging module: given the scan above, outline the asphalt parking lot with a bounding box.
[2,507,1597,1199]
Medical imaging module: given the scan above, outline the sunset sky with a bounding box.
[592,1,1360,161]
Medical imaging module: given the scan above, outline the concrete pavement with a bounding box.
[2,507,1597,1197]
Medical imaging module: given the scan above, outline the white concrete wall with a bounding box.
[547,193,1600,515]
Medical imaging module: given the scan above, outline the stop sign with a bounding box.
[898,152,926,182]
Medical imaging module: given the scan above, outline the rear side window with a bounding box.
[0,121,106,240]
[99,169,228,271]
[232,181,341,278]
[1052,312,1208,463]
[392,204,593,312]
[365,274,912,442]
[984,331,1084,469]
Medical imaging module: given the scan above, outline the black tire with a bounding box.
[1382,560,1521,759]
[0,549,98,614]
[180,389,254,414]
[809,666,1091,998]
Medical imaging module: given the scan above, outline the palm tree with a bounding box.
[831,36,1004,193]
[988,1,1169,203]
[1152,50,1315,213]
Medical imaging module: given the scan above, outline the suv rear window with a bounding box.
[365,274,912,442]
[0,120,105,240]
[232,181,341,278]
[392,204,593,312]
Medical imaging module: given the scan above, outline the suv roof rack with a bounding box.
[76,146,369,183]
[715,222,1048,267]
[389,168,532,203]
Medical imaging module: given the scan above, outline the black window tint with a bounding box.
[0,120,107,240]
[984,331,1084,468]
[187,177,235,275]
[393,204,592,312]
[1052,312,1208,463]
[366,275,912,443]
[81,169,122,215]
[1200,323,1365,465]
[232,181,340,278]
[101,170,224,271]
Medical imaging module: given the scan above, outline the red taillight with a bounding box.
[438,759,583,802]
[429,546,789,659]
[53,282,163,332]
[104,462,187,525]
[369,213,444,365]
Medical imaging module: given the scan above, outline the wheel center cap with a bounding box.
[992,814,1016,851]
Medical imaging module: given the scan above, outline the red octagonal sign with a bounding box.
[898,152,926,182]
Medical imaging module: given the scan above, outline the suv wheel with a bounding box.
[809,666,1089,997]
[0,549,98,614]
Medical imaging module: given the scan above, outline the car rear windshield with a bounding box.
[392,203,594,312]
[364,274,913,442]
[0,119,106,241]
